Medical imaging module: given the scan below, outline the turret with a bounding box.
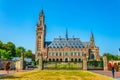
[90,32,95,48]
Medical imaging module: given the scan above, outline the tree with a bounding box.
[0,41,3,49]
[16,46,26,57]
[103,53,119,60]
[4,42,16,57]
[24,50,34,61]
[0,49,11,60]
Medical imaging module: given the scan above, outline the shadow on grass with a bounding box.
[0,75,25,79]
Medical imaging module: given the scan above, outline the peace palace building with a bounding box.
[35,10,100,62]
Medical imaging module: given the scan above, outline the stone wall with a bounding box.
[0,60,15,70]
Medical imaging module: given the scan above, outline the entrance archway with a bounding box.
[65,58,68,62]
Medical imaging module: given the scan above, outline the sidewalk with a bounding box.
[0,69,32,78]
[90,70,120,80]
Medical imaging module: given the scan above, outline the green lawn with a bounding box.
[0,70,114,80]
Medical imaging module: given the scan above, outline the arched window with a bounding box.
[49,59,51,62]
[71,58,73,62]
[53,59,55,62]
[75,58,77,62]
[78,58,81,62]
[60,58,62,62]
[65,58,68,62]
[56,59,59,62]
[90,53,94,59]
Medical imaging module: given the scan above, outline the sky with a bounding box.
[0,0,120,56]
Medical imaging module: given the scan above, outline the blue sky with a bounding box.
[0,0,120,56]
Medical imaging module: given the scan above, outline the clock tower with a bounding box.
[36,10,46,59]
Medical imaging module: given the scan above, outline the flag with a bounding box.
[118,48,120,56]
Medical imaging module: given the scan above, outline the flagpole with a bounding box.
[118,48,120,60]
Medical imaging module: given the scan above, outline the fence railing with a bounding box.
[87,61,103,70]
[43,61,83,70]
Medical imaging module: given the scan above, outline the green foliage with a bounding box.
[0,41,34,61]
[5,42,16,57]
[0,49,12,60]
[24,50,34,61]
[0,41,3,49]
[0,41,16,60]
[16,46,25,57]
[103,53,119,60]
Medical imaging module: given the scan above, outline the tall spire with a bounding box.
[66,28,68,39]
[90,32,94,40]
[40,9,44,17]
[90,32,95,48]
[39,9,45,27]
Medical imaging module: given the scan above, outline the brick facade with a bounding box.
[35,10,100,62]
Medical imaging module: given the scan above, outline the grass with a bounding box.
[0,70,114,80]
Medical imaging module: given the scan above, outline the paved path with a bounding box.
[0,69,33,78]
[90,70,120,80]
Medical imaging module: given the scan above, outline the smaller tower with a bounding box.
[90,32,95,48]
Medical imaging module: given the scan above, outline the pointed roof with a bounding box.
[90,32,94,40]
[40,9,44,17]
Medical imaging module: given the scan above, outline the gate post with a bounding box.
[38,52,43,70]
[83,55,87,70]
[103,56,108,70]
[20,52,25,70]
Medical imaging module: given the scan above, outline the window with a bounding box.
[71,52,73,56]
[65,52,68,56]
[59,52,62,56]
[75,58,77,62]
[53,59,55,62]
[74,52,77,56]
[52,52,54,56]
[49,52,51,56]
[56,52,58,56]
[71,58,73,62]
[82,52,84,56]
[78,58,81,62]
[56,59,59,62]
[78,52,80,56]
[90,53,94,59]
[49,59,51,62]
[60,59,62,62]
[65,58,68,62]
